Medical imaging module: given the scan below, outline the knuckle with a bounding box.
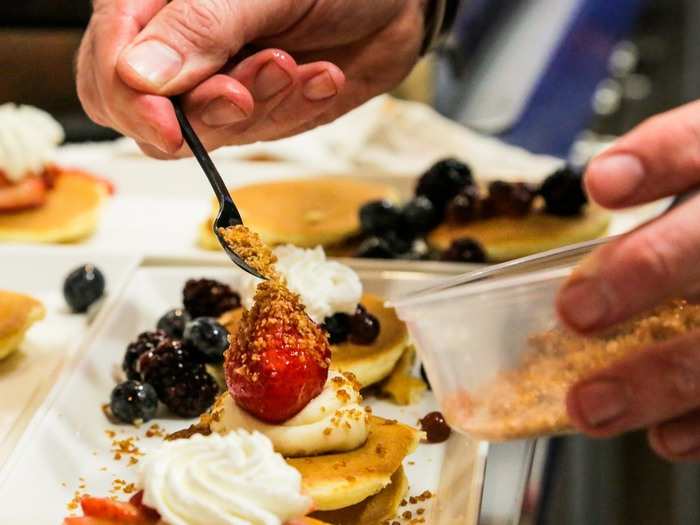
[648,348,700,404]
[166,0,228,51]
[625,233,678,284]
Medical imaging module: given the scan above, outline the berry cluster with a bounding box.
[322,304,381,346]
[355,159,589,263]
[109,279,237,424]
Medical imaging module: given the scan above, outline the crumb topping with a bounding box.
[218,225,278,279]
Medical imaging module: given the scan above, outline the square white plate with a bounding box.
[0,265,487,523]
[0,246,141,468]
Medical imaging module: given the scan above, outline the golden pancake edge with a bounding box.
[0,290,45,359]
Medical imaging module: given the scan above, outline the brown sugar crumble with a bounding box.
[452,300,700,441]
[218,225,278,280]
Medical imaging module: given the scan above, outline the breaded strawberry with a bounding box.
[0,176,47,211]
[79,495,154,524]
[225,280,330,424]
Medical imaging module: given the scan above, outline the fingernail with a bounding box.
[303,71,338,101]
[202,97,248,127]
[659,425,700,456]
[253,61,292,100]
[573,380,628,427]
[558,278,612,331]
[590,154,645,203]
[122,40,183,88]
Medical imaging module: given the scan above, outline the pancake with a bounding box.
[312,466,408,525]
[288,416,420,511]
[0,170,107,243]
[219,294,410,389]
[331,294,410,388]
[427,206,610,262]
[0,290,45,359]
[199,177,399,250]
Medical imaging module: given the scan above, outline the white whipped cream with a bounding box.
[237,245,362,324]
[211,370,369,457]
[141,431,311,525]
[0,104,64,182]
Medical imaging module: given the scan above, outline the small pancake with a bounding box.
[427,206,610,262]
[219,294,409,389]
[312,466,408,525]
[0,170,107,243]
[331,294,410,388]
[0,290,45,359]
[288,416,421,511]
[199,177,399,250]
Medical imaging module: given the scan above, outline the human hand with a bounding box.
[556,101,700,461]
[76,0,426,157]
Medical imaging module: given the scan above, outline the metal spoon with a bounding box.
[171,98,266,279]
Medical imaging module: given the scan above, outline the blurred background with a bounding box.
[2,0,699,523]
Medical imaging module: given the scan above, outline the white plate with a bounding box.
[0,246,141,469]
[0,265,486,523]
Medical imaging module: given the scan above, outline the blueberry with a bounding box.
[485,181,535,217]
[356,237,396,259]
[63,264,106,313]
[446,186,482,223]
[441,238,487,263]
[359,200,402,234]
[157,308,190,338]
[323,313,351,345]
[349,305,381,345]
[183,318,230,364]
[110,380,158,424]
[402,196,439,235]
[539,166,588,216]
[416,158,474,213]
[382,231,413,254]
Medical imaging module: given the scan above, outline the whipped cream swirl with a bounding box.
[141,431,311,525]
[0,104,64,182]
[237,245,362,324]
[211,371,369,457]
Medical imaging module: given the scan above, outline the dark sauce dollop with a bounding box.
[419,411,451,443]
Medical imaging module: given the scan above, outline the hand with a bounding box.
[76,0,426,157]
[556,100,700,461]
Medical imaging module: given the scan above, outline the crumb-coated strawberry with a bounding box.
[79,496,154,524]
[225,280,331,424]
[0,176,47,211]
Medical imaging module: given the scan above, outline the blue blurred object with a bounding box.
[437,0,648,158]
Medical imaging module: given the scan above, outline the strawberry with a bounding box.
[226,281,330,424]
[80,496,152,524]
[0,176,47,211]
[129,491,160,521]
[64,518,115,525]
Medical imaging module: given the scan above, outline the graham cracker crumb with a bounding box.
[218,225,278,279]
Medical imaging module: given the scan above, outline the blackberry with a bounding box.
[323,313,352,345]
[182,279,241,318]
[359,200,403,235]
[110,380,158,424]
[485,181,535,217]
[160,369,218,418]
[156,308,190,338]
[540,166,588,216]
[138,339,203,397]
[416,158,474,213]
[122,330,170,381]
[63,264,106,313]
[441,238,487,263]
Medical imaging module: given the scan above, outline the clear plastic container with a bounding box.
[392,238,611,442]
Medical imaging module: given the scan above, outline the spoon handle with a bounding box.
[171,98,233,207]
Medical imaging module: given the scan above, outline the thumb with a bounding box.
[116,0,309,95]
